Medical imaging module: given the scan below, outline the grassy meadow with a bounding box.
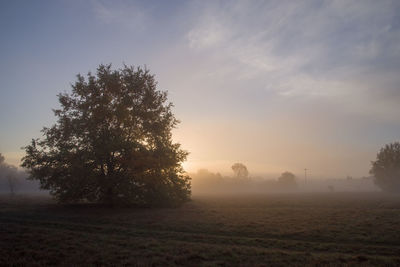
[1,192,400,266]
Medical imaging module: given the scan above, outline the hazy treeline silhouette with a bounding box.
[190,140,400,195]
[0,153,41,194]
[190,164,379,195]
[190,165,298,195]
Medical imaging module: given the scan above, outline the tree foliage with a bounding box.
[21,64,191,206]
[370,142,400,193]
[277,171,297,188]
[231,163,249,179]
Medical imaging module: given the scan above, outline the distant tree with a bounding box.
[0,154,19,195]
[7,172,18,196]
[278,171,297,188]
[0,154,6,191]
[21,64,191,206]
[231,163,249,179]
[370,142,400,193]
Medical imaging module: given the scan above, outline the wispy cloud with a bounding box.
[180,0,400,120]
[92,0,148,31]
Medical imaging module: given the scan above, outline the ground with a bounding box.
[1,192,400,266]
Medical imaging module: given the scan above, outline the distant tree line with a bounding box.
[191,163,297,194]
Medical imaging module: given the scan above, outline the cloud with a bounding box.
[181,0,400,120]
[92,0,148,31]
[187,19,228,49]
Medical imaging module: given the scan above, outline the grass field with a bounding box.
[1,192,400,266]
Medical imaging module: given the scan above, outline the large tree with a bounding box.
[22,64,191,206]
[370,142,400,193]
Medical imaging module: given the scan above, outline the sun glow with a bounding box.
[181,161,193,173]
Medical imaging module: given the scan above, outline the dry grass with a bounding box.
[1,192,400,266]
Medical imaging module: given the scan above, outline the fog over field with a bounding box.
[0,154,42,195]
[0,153,379,196]
[189,167,379,196]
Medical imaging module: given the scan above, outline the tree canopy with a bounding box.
[231,163,249,179]
[370,142,400,193]
[277,171,297,188]
[21,64,191,206]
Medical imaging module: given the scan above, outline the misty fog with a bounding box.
[190,166,379,196]
[0,153,379,197]
[0,153,43,195]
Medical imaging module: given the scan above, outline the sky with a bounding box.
[1,0,400,178]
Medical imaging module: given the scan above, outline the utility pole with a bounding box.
[304,168,307,184]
